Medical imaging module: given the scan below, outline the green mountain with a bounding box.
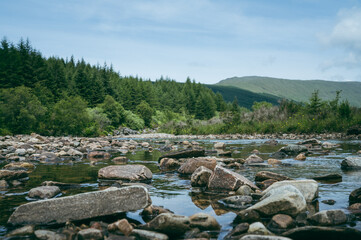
[206,84,280,109]
[217,76,361,107]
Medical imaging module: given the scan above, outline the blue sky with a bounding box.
[1,0,361,83]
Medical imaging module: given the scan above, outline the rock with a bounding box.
[264,140,279,145]
[252,149,260,154]
[313,173,342,183]
[159,158,181,170]
[282,226,361,240]
[295,153,306,161]
[98,165,152,182]
[8,186,151,226]
[349,187,361,203]
[77,228,103,240]
[11,180,23,187]
[3,162,35,171]
[6,225,34,237]
[189,213,220,230]
[88,151,111,159]
[214,142,226,149]
[15,148,26,156]
[131,229,168,240]
[146,213,190,237]
[245,154,264,164]
[191,166,213,187]
[108,219,133,236]
[111,156,129,165]
[256,179,278,190]
[298,139,322,145]
[322,199,336,205]
[141,205,173,221]
[322,142,339,149]
[218,150,233,157]
[248,185,306,217]
[218,195,253,209]
[41,181,81,189]
[240,236,291,240]
[268,158,282,165]
[255,171,291,182]
[158,149,205,161]
[178,157,217,175]
[34,230,66,240]
[39,152,57,161]
[141,142,150,148]
[270,152,287,159]
[308,209,347,226]
[208,165,259,191]
[236,185,254,195]
[248,222,273,235]
[348,203,361,212]
[268,214,294,229]
[262,179,318,202]
[224,222,249,239]
[234,209,261,223]
[0,170,28,180]
[279,145,308,156]
[28,186,61,199]
[341,156,361,170]
[358,150,361,154]
[0,179,9,189]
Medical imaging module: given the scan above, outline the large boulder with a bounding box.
[341,156,361,170]
[178,157,216,175]
[158,149,205,162]
[262,179,318,202]
[248,185,306,217]
[308,209,347,226]
[191,166,213,187]
[98,165,152,182]
[8,186,151,226]
[279,145,308,156]
[208,165,258,191]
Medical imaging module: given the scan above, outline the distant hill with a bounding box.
[217,76,361,107]
[206,84,280,109]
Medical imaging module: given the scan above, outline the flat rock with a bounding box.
[158,149,205,162]
[240,235,291,240]
[0,179,9,189]
[298,139,322,145]
[131,229,168,240]
[8,186,151,226]
[41,181,81,189]
[3,162,35,171]
[341,156,361,170]
[313,173,342,183]
[282,226,361,240]
[98,165,152,182]
[189,213,220,230]
[214,142,226,149]
[6,225,34,237]
[77,228,103,240]
[0,170,28,180]
[178,157,217,174]
[245,154,264,164]
[218,195,253,209]
[262,179,318,202]
[146,213,190,237]
[249,185,306,217]
[191,166,213,187]
[88,151,111,159]
[255,171,292,182]
[34,230,66,240]
[28,186,61,199]
[308,209,347,226]
[111,156,129,165]
[208,165,259,191]
[279,145,308,156]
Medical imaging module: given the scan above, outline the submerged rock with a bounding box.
[313,173,342,183]
[208,165,258,191]
[8,186,151,226]
[279,145,308,156]
[178,157,217,174]
[158,149,205,162]
[349,187,361,203]
[255,171,292,182]
[98,165,152,182]
[0,170,28,181]
[218,195,253,209]
[28,186,61,199]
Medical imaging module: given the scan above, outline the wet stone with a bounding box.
[131,229,168,240]
[313,173,342,183]
[6,225,34,237]
[308,209,347,226]
[224,222,249,239]
[191,166,213,187]
[236,185,254,196]
[98,165,152,182]
[245,154,264,164]
[0,170,28,181]
[248,222,273,235]
[178,157,217,175]
[349,187,361,204]
[189,213,221,230]
[107,219,133,236]
[322,199,336,205]
[234,209,261,224]
[159,158,182,170]
[34,230,66,240]
[28,186,61,199]
[218,195,253,209]
[146,213,190,237]
[141,205,174,221]
[268,214,295,230]
[77,228,103,240]
[255,171,291,182]
[112,156,129,165]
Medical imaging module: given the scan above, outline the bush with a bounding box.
[124,110,145,130]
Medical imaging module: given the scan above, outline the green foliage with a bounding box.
[98,95,125,127]
[124,110,145,130]
[136,100,153,127]
[87,107,111,132]
[252,101,273,111]
[51,96,90,136]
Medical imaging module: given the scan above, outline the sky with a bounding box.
[1,0,361,83]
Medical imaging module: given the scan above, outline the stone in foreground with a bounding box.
[191,166,213,187]
[98,165,152,182]
[262,179,318,202]
[308,209,347,226]
[8,186,151,226]
[208,165,259,191]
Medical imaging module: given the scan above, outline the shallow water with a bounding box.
[1,138,361,239]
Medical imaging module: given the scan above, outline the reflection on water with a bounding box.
[0,138,361,238]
